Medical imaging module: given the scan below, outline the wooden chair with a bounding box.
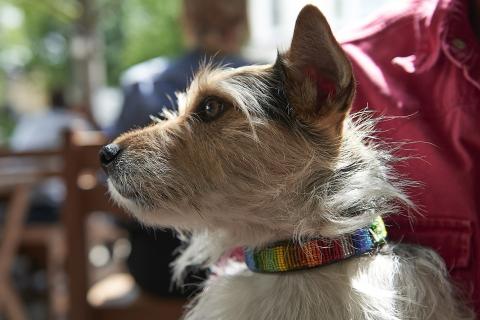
[0,149,65,320]
[62,130,187,320]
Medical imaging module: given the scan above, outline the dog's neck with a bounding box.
[173,118,413,283]
[244,216,387,273]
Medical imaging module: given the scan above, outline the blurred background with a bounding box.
[0,1,395,319]
[0,0,396,138]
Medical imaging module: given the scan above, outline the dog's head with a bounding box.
[102,6,360,244]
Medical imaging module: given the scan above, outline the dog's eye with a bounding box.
[196,97,226,122]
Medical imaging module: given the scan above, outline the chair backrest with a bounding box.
[63,130,186,320]
[62,130,127,320]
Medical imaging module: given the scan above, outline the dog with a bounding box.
[100,5,474,320]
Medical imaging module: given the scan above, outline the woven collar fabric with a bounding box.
[244,216,387,273]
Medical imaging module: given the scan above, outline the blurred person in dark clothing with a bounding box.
[11,89,89,152]
[108,0,249,138]
[108,0,250,297]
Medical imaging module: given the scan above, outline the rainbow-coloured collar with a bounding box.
[244,216,387,273]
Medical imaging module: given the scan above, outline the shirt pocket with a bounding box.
[387,217,472,269]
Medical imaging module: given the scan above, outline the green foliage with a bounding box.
[102,0,184,84]
[0,0,184,141]
[0,108,15,146]
[121,0,184,65]
[1,0,184,87]
[1,0,76,89]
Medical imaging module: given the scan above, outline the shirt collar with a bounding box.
[394,0,480,89]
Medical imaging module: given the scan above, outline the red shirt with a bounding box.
[342,0,480,313]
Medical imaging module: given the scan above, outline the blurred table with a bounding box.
[0,149,61,189]
[0,149,63,320]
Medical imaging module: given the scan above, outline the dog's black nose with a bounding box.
[100,143,121,166]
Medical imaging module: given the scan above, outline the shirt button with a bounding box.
[452,38,466,50]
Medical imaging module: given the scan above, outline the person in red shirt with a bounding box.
[342,0,480,314]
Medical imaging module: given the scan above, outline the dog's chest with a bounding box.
[184,256,399,320]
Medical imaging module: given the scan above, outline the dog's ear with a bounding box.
[281,5,354,130]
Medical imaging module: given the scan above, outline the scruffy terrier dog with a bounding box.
[101,5,473,320]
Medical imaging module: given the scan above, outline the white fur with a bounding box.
[180,245,472,320]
